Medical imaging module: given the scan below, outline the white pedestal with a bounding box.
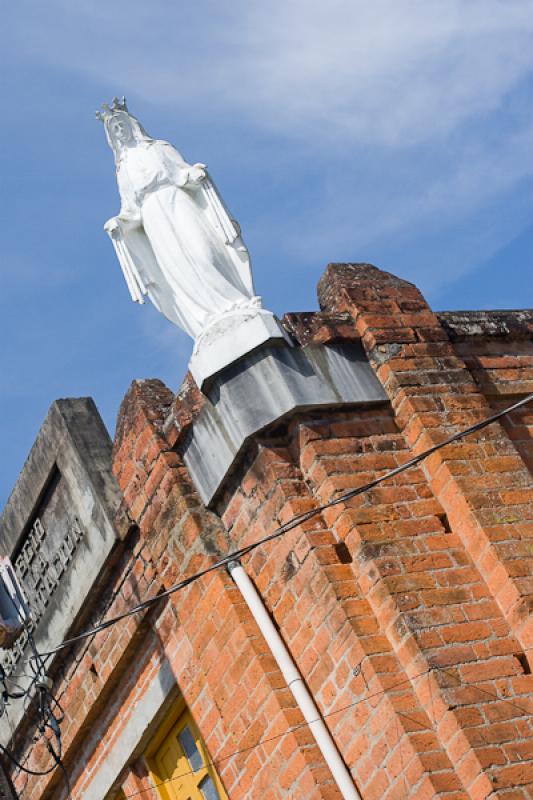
[189,308,292,391]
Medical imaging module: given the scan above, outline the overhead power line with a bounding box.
[31,391,533,662]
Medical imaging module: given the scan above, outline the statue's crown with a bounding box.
[95,96,128,122]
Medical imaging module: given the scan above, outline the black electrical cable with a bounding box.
[26,631,48,682]
[41,700,72,800]
[30,391,533,662]
[0,741,58,778]
[0,665,31,703]
[0,631,66,784]
[49,751,72,800]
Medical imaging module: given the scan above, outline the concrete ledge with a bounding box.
[438,309,533,341]
[181,341,388,505]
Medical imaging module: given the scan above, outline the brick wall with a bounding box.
[11,264,533,799]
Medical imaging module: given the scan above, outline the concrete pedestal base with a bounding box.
[181,340,388,505]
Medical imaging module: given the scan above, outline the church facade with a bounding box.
[2,263,533,799]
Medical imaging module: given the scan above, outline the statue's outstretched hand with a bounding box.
[106,214,141,236]
[104,217,121,239]
[187,163,207,186]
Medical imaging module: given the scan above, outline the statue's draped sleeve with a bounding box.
[110,163,161,308]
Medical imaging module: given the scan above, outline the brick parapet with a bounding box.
[163,372,206,449]
[438,310,533,343]
[317,264,533,653]
[442,334,533,474]
[281,311,361,347]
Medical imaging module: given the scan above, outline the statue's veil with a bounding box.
[104,110,154,165]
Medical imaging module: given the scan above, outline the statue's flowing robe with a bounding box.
[111,140,257,339]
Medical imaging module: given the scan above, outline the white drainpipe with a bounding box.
[227,560,361,800]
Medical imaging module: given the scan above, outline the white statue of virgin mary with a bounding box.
[98,97,261,340]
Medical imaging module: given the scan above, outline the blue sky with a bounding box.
[1,0,532,507]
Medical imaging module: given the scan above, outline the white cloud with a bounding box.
[5,0,533,285]
[217,1,533,148]
[10,0,533,148]
[292,113,533,249]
